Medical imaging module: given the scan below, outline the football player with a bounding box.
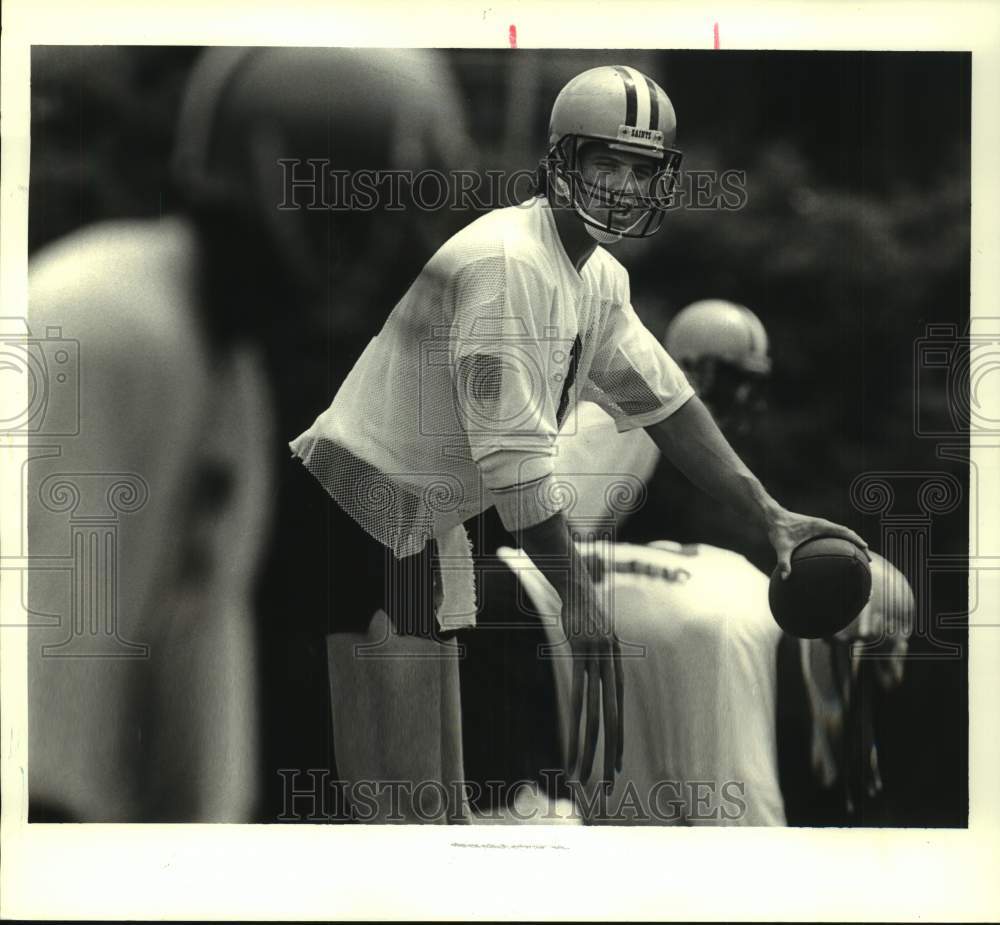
[292,66,867,822]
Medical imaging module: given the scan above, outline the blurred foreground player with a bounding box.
[26,47,470,821]
[292,66,866,823]
[26,61,273,820]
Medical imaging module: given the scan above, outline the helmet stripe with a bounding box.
[625,66,651,131]
[613,65,638,126]
[643,75,660,131]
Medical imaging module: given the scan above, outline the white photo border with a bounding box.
[2,0,998,920]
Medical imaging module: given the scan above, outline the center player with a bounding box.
[291,66,867,822]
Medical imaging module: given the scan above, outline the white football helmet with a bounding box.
[665,299,772,434]
[665,299,772,375]
[540,65,683,241]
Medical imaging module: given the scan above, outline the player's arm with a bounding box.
[511,508,623,785]
[26,229,205,819]
[582,298,866,575]
[645,394,775,529]
[645,394,867,575]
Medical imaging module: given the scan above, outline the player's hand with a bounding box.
[766,508,868,580]
[561,582,623,790]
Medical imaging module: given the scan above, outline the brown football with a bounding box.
[768,536,872,639]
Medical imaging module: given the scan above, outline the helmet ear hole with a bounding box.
[539,137,575,205]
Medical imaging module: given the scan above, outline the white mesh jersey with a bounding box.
[290,196,693,557]
[500,540,786,826]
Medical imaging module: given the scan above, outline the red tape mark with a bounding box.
[713,22,720,49]
[509,24,517,48]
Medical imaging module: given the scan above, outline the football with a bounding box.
[768,536,872,639]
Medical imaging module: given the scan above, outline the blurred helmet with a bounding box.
[665,299,772,374]
[173,47,472,205]
[664,299,772,434]
[540,66,683,241]
[171,47,474,294]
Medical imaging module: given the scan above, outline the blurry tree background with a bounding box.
[29,47,969,826]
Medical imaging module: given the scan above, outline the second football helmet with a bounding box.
[665,299,772,433]
[171,48,474,297]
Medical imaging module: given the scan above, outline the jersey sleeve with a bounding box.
[583,298,695,432]
[448,251,565,532]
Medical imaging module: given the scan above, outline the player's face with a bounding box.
[575,142,660,232]
[685,358,769,437]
